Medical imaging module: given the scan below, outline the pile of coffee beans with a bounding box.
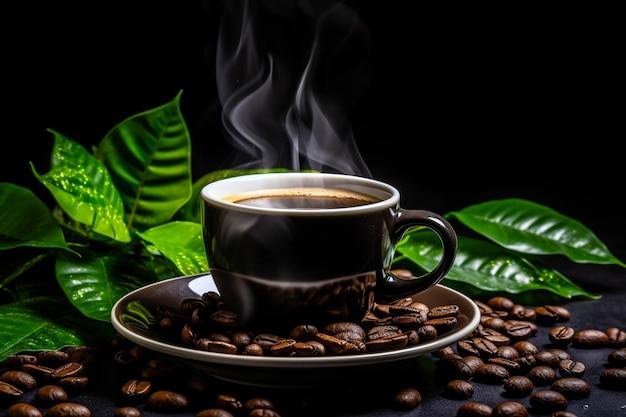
[1,346,97,416]
[433,296,626,416]
[154,289,461,357]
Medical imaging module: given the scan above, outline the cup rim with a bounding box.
[200,172,399,215]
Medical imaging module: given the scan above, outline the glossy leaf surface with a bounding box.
[0,183,71,251]
[448,198,626,267]
[137,221,207,275]
[0,296,114,361]
[55,249,163,322]
[95,91,192,231]
[30,132,131,243]
[396,230,600,299]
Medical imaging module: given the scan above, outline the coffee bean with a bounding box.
[491,401,528,417]
[37,351,70,368]
[57,376,89,394]
[6,402,43,417]
[535,305,570,325]
[287,324,318,342]
[44,402,92,417]
[51,362,84,380]
[113,407,141,417]
[551,411,579,417]
[391,387,421,410]
[3,355,38,368]
[34,385,68,406]
[0,380,24,402]
[558,359,586,378]
[244,397,276,413]
[487,357,521,374]
[548,326,575,347]
[269,339,296,356]
[215,394,243,414]
[444,379,474,399]
[0,370,37,390]
[196,410,235,417]
[146,390,189,412]
[529,389,568,413]
[572,329,609,348]
[512,341,538,356]
[607,347,626,367]
[195,339,238,354]
[534,350,560,368]
[528,365,558,386]
[456,401,493,417]
[605,327,626,348]
[248,409,281,417]
[551,377,591,399]
[503,375,534,397]
[487,297,514,311]
[64,346,98,366]
[121,379,152,400]
[600,367,626,390]
[472,363,510,384]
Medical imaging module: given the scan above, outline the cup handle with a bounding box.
[377,209,458,301]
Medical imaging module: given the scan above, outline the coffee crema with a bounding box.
[223,187,380,209]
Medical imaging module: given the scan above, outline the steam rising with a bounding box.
[215,0,372,176]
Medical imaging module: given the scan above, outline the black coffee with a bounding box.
[224,187,379,209]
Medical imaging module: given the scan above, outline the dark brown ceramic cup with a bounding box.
[201,172,457,328]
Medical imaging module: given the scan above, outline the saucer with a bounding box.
[111,273,480,388]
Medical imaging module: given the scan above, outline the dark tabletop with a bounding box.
[3,2,624,416]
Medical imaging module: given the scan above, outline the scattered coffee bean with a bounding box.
[34,385,68,406]
[572,329,609,348]
[113,407,141,417]
[529,389,568,414]
[444,379,474,399]
[44,402,91,417]
[491,401,528,417]
[550,377,591,399]
[607,347,626,367]
[6,402,43,417]
[0,370,37,390]
[503,375,534,397]
[391,387,422,410]
[600,367,626,391]
[146,390,189,412]
[456,401,493,417]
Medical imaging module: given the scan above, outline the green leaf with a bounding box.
[30,132,131,243]
[176,168,295,223]
[55,249,162,322]
[95,90,192,231]
[0,183,73,252]
[448,198,626,268]
[136,221,208,276]
[396,230,600,300]
[0,296,114,361]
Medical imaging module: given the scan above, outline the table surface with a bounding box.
[3,240,625,417]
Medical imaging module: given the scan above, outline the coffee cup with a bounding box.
[200,172,457,329]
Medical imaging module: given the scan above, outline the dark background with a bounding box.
[3,1,623,250]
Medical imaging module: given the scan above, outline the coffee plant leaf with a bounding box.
[136,221,208,275]
[0,183,73,252]
[54,249,169,322]
[30,132,131,243]
[0,296,114,361]
[447,198,626,268]
[396,231,600,300]
[95,90,192,232]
